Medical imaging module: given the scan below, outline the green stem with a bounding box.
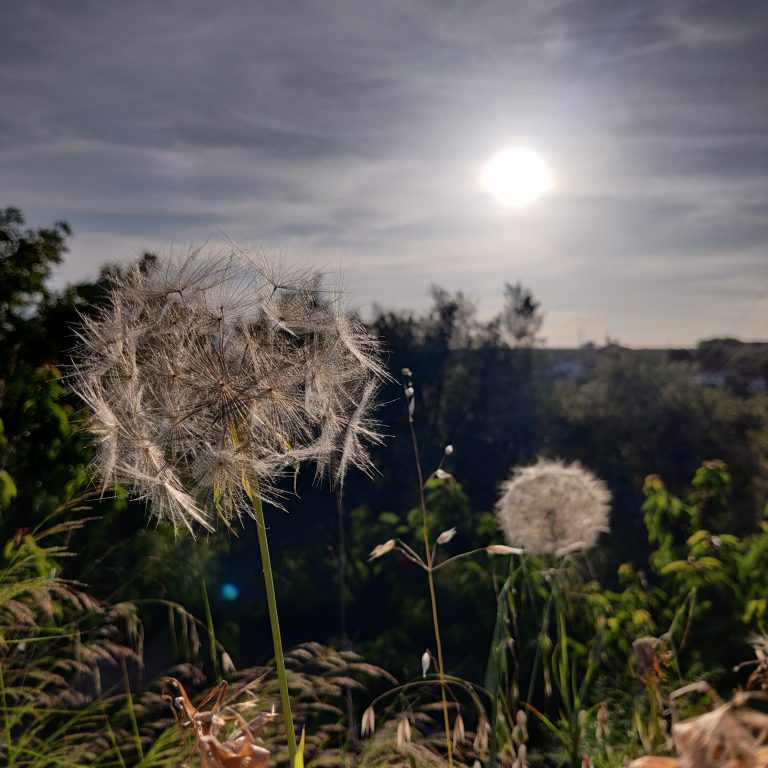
[201,580,221,682]
[245,478,298,765]
[121,659,143,762]
[405,392,453,767]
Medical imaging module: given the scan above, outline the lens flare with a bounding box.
[220,582,240,601]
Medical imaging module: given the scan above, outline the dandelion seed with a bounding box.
[421,649,431,678]
[495,459,611,556]
[69,247,387,532]
[436,527,457,545]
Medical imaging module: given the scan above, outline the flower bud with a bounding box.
[396,716,411,749]
[369,539,396,560]
[452,712,466,748]
[436,527,457,545]
[361,705,376,737]
[221,651,236,675]
[421,649,431,678]
[486,544,525,556]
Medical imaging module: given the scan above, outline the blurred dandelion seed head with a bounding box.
[495,458,611,556]
[70,246,386,534]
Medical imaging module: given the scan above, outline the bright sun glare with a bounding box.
[481,146,552,208]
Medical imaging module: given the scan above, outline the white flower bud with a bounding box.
[452,712,466,748]
[396,716,411,748]
[369,539,396,560]
[486,544,525,556]
[436,527,457,545]
[421,649,431,678]
[361,704,376,737]
[221,651,236,675]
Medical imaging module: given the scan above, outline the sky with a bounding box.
[1,0,767,347]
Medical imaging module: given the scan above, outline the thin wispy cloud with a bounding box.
[1,0,766,345]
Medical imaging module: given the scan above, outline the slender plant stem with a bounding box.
[244,477,298,765]
[405,393,454,767]
[336,487,357,744]
[121,659,143,762]
[200,580,221,682]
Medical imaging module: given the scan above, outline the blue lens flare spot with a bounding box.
[220,583,240,601]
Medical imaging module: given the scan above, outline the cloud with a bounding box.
[1,0,767,346]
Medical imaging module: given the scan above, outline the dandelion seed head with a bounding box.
[495,458,611,556]
[70,247,387,532]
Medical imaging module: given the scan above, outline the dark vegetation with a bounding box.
[2,207,767,765]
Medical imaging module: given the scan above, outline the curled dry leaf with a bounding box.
[162,676,275,768]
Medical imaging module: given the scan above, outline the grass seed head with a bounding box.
[495,458,611,556]
[70,247,387,533]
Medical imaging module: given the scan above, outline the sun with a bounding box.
[480,146,552,207]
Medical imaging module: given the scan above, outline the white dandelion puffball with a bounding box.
[70,247,386,534]
[495,459,611,556]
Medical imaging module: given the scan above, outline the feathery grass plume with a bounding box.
[495,458,611,556]
[69,246,386,534]
[0,516,143,767]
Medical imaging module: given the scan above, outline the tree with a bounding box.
[493,282,544,348]
[0,207,70,333]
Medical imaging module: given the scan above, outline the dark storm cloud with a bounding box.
[1,0,766,345]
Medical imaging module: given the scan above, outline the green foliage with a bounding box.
[0,207,70,328]
[0,514,141,767]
